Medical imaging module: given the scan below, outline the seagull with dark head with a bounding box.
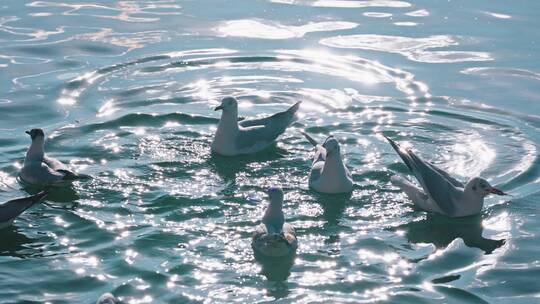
[20,128,90,186]
[384,135,508,217]
[212,97,301,156]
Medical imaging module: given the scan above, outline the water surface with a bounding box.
[1,0,539,303]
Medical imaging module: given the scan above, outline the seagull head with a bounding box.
[214,97,238,112]
[25,128,45,141]
[323,136,340,157]
[468,177,508,197]
[267,187,284,207]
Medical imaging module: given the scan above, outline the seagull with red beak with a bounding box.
[384,135,508,217]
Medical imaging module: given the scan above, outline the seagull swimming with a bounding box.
[302,131,353,194]
[252,187,297,257]
[384,135,508,217]
[212,97,301,156]
[96,293,117,304]
[20,129,89,186]
[0,191,47,229]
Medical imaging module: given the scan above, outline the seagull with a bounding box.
[0,191,47,229]
[96,293,117,304]
[301,131,353,194]
[20,128,90,186]
[252,187,297,258]
[384,135,508,217]
[212,97,301,156]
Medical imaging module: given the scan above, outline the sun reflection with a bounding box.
[320,34,493,63]
[273,0,411,8]
[447,134,496,178]
[217,19,357,39]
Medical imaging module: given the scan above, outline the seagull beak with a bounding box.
[25,130,31,135]
[488,187,508,196]
[214,105,224,111]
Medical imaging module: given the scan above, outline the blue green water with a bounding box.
[1,0,540,303]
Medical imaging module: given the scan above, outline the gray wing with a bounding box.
[385,136,462,216]
[43,155,67,171]
[425,162,464,188]
[253,223,268,241]
[282,223,295,237]
[239,101,300,128]
[300,131,326,164]
[21,162,66,185]
[309,161,324,183]
[235,102,300,150]
[0,191,47,223]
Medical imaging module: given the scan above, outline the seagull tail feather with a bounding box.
[300,131,318,146]
[57,169,92,181]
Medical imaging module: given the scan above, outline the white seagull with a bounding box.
[0,191,47,229]
[384,135,508,217]
[212,97,301,156]
[252,187,297,258]
[20,129,89,186]
[302,131,353,194]
[96,293,117,304]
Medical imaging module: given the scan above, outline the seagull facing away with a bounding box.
[384,135,508,217]
[302,131,353,194]
[252,187,298,258]
[0,191,47,229]
[20,129,90,186]
[211,97,301,156]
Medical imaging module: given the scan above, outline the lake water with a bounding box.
[1,0,539,303]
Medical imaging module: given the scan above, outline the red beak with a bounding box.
[488,187,507,196]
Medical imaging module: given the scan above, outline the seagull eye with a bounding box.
[472,186,477,191]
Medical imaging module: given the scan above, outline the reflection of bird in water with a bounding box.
[398,214,505,254]
[258,254,296,282]
[384,135,508,217]
[209,146,288,183]
[0,227,37,258]
[316,192,351,227]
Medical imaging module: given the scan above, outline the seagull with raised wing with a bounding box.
[384,135,508,217]
[212,97,301,156]
[302,131,353,194]
[252,187,297,257]
[0,191,47,229]
[20,129,90,186]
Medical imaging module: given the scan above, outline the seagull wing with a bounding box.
[234,125,279,150]
[425,162,464,188]
[309,161,324,184]
[300,131,326,164]
[252,223,268,241]
[239,101,300,128]
[22,161,66,185]
[43,155,67,171]
[234,102,300,151]
[385,136,462,216]
[0,191,47,223]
